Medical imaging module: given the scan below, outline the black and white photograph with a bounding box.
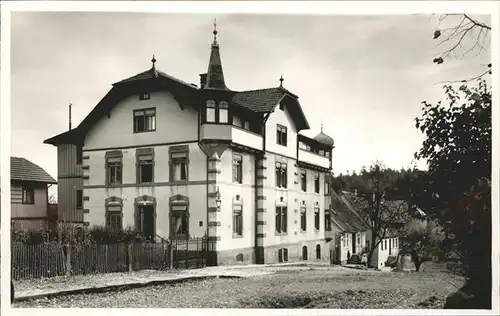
[0,0,498,313]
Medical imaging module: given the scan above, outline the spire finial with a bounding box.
[321,123,323,133]
[213,18,218,44]
[279,74,284,87]
[151,54,157,69]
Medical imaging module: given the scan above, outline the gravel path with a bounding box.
[14,268,464,308]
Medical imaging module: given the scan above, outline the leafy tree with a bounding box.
[415,77,491,308]
[398,217,445,271]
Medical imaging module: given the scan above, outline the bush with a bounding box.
[11,225,149,245]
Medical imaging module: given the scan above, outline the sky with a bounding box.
[10,12,491,184]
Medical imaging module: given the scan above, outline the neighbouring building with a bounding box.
[44,23,336,265]
[326,189,370,264]
[9,157,57,231]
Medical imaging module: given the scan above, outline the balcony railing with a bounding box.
[200,124,263,151]
[298,148,330,169]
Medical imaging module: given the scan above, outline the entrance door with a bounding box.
[352,233,357,254]
[140,205,155,241]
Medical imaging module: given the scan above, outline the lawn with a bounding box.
[15,265,464,308]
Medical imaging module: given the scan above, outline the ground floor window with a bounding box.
[170,195,189,239]
[105,197,123,231]
[316,244,321,259]
[302,246,308,260]
[278,248,288,263]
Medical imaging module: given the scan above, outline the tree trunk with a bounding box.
[410,250,421,271]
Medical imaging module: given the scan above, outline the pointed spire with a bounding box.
[204,18,228,90]
[321,123,323,133]
[213,18,218,46]
[151,54,157,69]
[279,74,284,88]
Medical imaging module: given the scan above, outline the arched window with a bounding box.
[105,196,123,231]
[169,194,189,240]
[302,246,308,260]
[219,101,229,123]
[316,244,321,260]
[134,195,157,241]
[206,100,216,123]
[314,205,320,231]
[300,201,307,232]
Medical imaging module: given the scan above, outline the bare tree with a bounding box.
[432,14,491,82]
[349,162,409,268]
[48,193,57,204]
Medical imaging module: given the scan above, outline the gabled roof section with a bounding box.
[232,87,310,131]
[44,62,199,146]
[329,189,370,233]
[11,157,57,184]
[113,66,195,88]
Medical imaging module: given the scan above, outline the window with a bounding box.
[302,246,308,260]
[357,235,361,245]
[105,197,123,231]
[314,173,320,194]
[276,124,287,146]
[395,239,398,248]
[300,203,307,232]
[324,178,330,195]
[384,239,387,250]
[139,92,150,101]
[136,150,154,183]
[314,207,320,230]
[324,210,332,231]
[275,161,287,188]
[133,108,156,133]
[219,101,229,123]
[169,195,189,239]
[76,145,83,164]
[22,187,35,204]
[206,100,216,123]
[107,205,123,231]
[170,145,189,182]
[76,190,83,209]
[106,157,122,185]
[300,169,307,191]
[275,206,287,234]
[279,102,284,111]
[232,154,243,183]
[316,244,321,260]
[278,248,288,262]
[233,203,243,237]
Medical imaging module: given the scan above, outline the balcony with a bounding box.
[200,123,263,151]
[298,149,330,169]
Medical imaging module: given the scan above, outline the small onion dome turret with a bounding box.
[313,124,334,147]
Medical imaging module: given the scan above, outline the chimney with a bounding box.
[199,73,207,88]
[69,103,72,131]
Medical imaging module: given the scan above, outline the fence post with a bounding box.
[65,244,72,276]
[128,243,133,272]
[169,241,174,269]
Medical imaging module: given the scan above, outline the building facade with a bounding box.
[45,24,337,265]
[9,157,57,231]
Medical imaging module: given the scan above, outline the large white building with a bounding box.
[45,24,341,265]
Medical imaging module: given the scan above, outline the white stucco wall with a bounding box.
[265,102,298,159]
[11,185,48,218]
[84,91,199,150]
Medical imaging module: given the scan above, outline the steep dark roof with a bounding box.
[10,157,56,184]
[329,189,369,232]
[232,87,310,131]
[232,88,286,112]
[114,67,195,87]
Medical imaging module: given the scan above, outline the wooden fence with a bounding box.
[11,238,215,280]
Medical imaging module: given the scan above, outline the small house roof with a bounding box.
[10,157,56,184]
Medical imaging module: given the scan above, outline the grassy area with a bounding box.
[15,267,464,308]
